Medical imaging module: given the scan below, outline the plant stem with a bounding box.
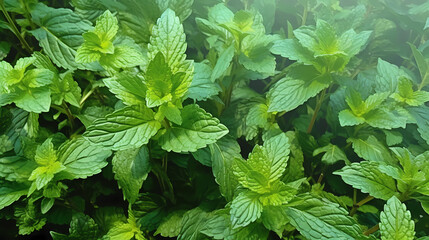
[62,102,75,132]
[301,1,308,26]
[0,1,32,53]
[363,224,379,236]
[80,87,96,106]
[317,173,324,184]
[307,88,327,133]
[349,195,374,216]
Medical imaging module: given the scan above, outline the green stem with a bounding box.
[263,66,291,92]
[0,1,32,53]
[349,195,374,216]
[62,102,75,132]
[79,87,96,106]
[363,224,379,236]
[301,2,308,26]
[307,88,327,133]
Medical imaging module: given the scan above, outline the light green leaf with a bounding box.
[13,87,52,113]
[334,161,397,200]
[246,103,269,128]
[144,52,187,107]
[210,135,242,201]
[56,137,112,180]
[286,195,365,240]
[263,133,290,181]
[104,218,144,240]
[380,196,415,240]
[155,211,184,238]
[186,62,221,101]
[103,71,147,106]
[270,39,314,65]
[51,72,82,107]
[159,104,228,153]
[159,103,182,125]
[391,77,429,106]
[267,65,332,112]
[408,43,429,90]
[98,44,145,70]
[83,106,161,151]
[230,191,263,228]
[313,144,350,165]
[348,135,395,164]
[239,34,277,75]
[148,8,193,89]
[375,59,405,93]
[177,208,209,240]
[112,146,151,204]
[211,44,234,82]
[30,3,98,70]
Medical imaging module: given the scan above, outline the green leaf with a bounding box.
[51,72,82,107]
[30,3,98,70]
[159,104,228,152]
[210,135,242,201]
[267,65,332,113]
[270,39,314,65]
[246,103,270,128]
[225,222,269,240]
[0,181,28,210]
[28,139,65,191]
[144,52,188,107]
[230,190,263,228]
[260,205,289,237]
[103,71,147,106]
[51,213,100,240]
[148,8,193,90]
[239,34,277,75]
[391,77,429,106]
[186,62,221,101]
[104,211,145,240]
[55,137,112,180]
[15,199,47,235]
[286,195,365,240]
[313,144,350,165]
[263,133,290,181]
[83,106,161,151]
[211,44,234,82]
[155,210,184,238]
[375,59,406,93]
[112,146,151,204]
[348,135,395,164]
[380,196,415,240]
[159,103,182,125]
[177,208,209,240]
[408,43,429,90]
[334,161,397,200]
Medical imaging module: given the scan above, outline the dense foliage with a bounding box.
[1,0,429,239]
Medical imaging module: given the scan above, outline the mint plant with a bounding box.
[1,0,429,239]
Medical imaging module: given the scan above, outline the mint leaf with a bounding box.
[103,71,147,106]
[159,104,228,152]
[313,144,350,165]
[391,77,429,106]
[148,9,193,90]
[210,135,242,201]
[55,137,112,180]
[271,39,314,65]
[83,106,161,151]
[380,196,415,240]
[186,62,221,101]
[334,161,397,200]
[267,65,332,112]
[286,195,365,240]
[230,191,263,228]
[31,3,98,70]
[211,45,234,82]
[112,146,151,204]
[0,181,28,210]
[51,213,100,240]
[348,135,395,164]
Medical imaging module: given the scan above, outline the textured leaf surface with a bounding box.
[380,196,415,240]
[334,161,397,200]
[83,106,161,151]
[286,195,364,240]
[159,104,228,152]
[112,146,151,203]
[56,138,112,180]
